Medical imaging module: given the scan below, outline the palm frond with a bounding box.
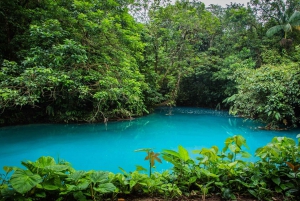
[266,25,284,37]
[289,11,300,24]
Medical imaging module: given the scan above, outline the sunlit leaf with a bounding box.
[228,161,238,167]
[36,156,56,167]
[178,145,190,162]
[229,144,239,153]
[211,146,219,153]
[162,149,180,158]
[200,168,218,178]
[241,151,251,158]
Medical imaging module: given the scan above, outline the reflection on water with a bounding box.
[0,107,298,173]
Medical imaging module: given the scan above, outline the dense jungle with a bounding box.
[1,0,300,129]
[0,1,300,200]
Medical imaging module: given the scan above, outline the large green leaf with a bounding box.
[89,171,108,184]
[289,11,300,25]
[10,169,43,194]
[241,151,251,158]
[229,144,240,153]
[22,156,56,174]
[67,171,86,183]
[266,25,284,37]
[161,154,176,164]
[235,135,249,149]
[93,183,116,193]
[64,181,90,194]
[36,156,56,167]
[162,149,180,158]
[74,181,90,190]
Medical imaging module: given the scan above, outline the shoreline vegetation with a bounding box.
[1,135,299,200]
[1,0,300,129]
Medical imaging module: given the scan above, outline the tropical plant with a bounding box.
[0,0,149,125]
[254,136,300,199]
[1,156,116,200]
[135,148,162,176]
[266,10,300,39]
[222,135,251,162]
[225,63,300,129]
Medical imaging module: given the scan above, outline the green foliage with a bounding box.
[0,0,149,125]
[225,63,300,129]
[139,1,222,106]
[222,135,251,162]
[1,156,116,200]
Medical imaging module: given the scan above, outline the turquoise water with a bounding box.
[0,107,299,173]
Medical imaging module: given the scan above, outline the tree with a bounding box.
[250,0,300,48]
[0,0,149,125]
[266,10,300,39]
[225,61,300,129]
[140,0,221,105]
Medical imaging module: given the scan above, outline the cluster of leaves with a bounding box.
[1,135,299,200]
[0,0,148,125]
[0,157,116,200]
[225,62,300,129]
[161,135,300,200]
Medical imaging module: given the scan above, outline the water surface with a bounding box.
[0,107,298,173]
